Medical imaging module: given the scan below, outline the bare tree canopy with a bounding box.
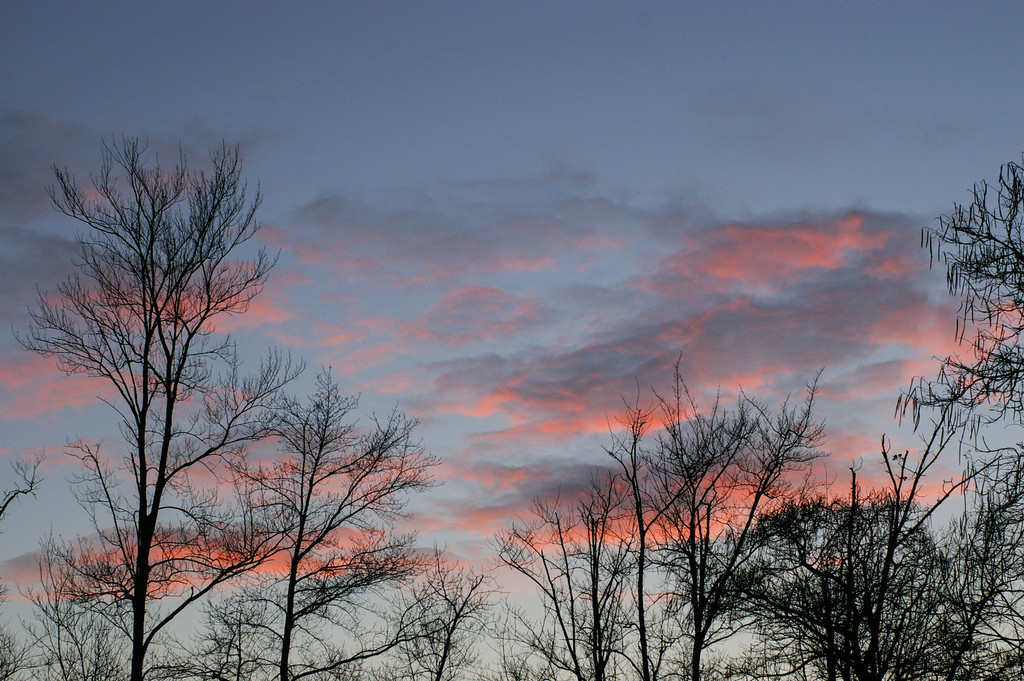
[496,470,634,681]
[496,365,825,681]
[222,369,437,681]
[908,156,1024,427]
[22,138,297,681]
[743,440,1024,681]
[654,368,825,681]
[385,549,494,681]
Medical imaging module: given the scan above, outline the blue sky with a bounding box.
[2,1,1024,574]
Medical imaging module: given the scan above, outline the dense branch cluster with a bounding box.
[4,142,1024,680]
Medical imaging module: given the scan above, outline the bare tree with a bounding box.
[21,139,296,681]
[0,625,29,681]
[888,154,1024,679]
[605,396,682,681]
[385,549,493,681]
[496,472,634,681]
[741,409,987,681]
[936,453,1024,681]
[495,368,823,681]
[26,537,128,681]
[744,482,945,681]
[0,455,43,681]
[231,369,437,681]
[179,596,277,681]
[655,369,825,681]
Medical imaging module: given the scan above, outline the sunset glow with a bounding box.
[3,6,1024,678]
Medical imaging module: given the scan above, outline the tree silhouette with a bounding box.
[605,393,687,681]
[0,456,42,680]
[655,370,824,681]
[385,549,493,681]
[909,155,1024,428]
[740,412,1001,681]
[26,537,128,681]
[496,472,634,681]
[227,369,436,681]
[22,139,296,681]
[0,455,42,525]
[937,454,1024,680]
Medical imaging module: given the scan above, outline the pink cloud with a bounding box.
[258,194,958,458]
[327,340,407,376]
[213,270,312,334]
[421,352,638,442]
[0,354,106,421]
[699,214,884,278]
[0,549,40,591]
[413,459,607,538]
[215,290,296,333]
[635,212,921,299]
[816,359,946,405]
[388,230,955,454]
[263,319,369,352]
[412,503,521,538]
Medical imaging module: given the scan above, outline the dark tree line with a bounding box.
[493,397,1024,681]
[6,142,1024,680]
[496,368,825,681]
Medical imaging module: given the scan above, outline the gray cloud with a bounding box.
[0,225,78,327]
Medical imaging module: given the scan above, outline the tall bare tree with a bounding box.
[605,396,681,681]
[0,455,43,681]
[26,537,128,681]
[496,472,634,681]
[232,369,436,681]
[744,482,945,681]
[22,139,295,681]
[0,626,28,681]
[183,595,276,681]
[936,453,1024,681]
[891,154,1024,679]
[655,369,824,681]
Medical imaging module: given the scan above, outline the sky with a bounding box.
[2,1,1024,583]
